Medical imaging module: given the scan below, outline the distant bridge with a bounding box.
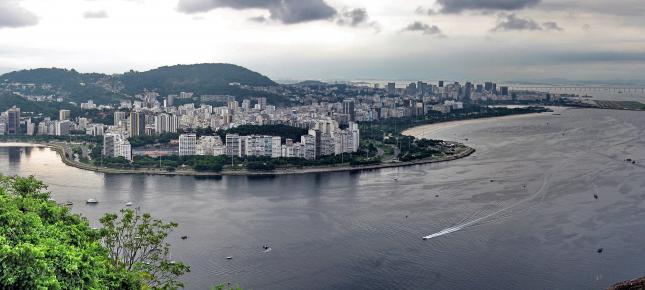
[505,86,645,93]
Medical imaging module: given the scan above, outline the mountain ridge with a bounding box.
[0,63,279,104]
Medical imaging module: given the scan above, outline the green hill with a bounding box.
[0,63,281,105]
[0,92,78,119]
[119,63,276,94]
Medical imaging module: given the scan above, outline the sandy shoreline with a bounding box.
[402,111,550,139]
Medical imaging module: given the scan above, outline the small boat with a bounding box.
[65,201,74,206]
[393,177,398,181]
[86,198,99,204]
[181,235,188,240]
[226,256,233,260]
[597,248,604,253]
[125,202,133,207]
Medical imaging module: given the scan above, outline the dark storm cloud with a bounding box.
[492,14,541,31]
[436,0,540,13]
[83,10,108,19]
[176,0,337,24]
[0,0,38,28]
[402,21,443,36]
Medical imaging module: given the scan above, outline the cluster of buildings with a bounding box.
[176,120,360,161]
[2,79,560,163]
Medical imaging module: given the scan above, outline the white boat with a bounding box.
[86,198,99,204]
[226,256,233,260]
[125,202,133,206]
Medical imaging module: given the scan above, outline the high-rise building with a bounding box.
[241,99,251,111]
[55,120,72,136]
[129,112,145,137]
[308,129,322,158]
[257,97,267,110]
[342,99,356,121]
[196,136,223,156]
[166,95,175,107]
[59,109,70,121]
[405,83,418,96]
[102,133,132,161]
[463,82,473,102]
[154,113,178,134]
[26,119,35,136]
[271,136,282,158]
[301,134,316,160]
[438,81,444,88]
[386,82,396,94]
[179,133,197,156]
[226,134,241,157]
[500,86,509,96]
[484,82,494,92]
[7,107,20,134]
[102,134,117,157]
[114,111,127,127]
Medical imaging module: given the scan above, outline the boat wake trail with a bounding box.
[422,170,553,240]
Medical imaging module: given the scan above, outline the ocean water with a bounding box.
[2,108,645,289]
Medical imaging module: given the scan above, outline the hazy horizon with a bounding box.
[2,0,645,81]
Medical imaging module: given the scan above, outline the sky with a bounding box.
[1,0,644,82]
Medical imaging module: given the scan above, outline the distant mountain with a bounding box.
[0,63,280,104]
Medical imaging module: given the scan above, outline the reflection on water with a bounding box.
[1,108,645,290]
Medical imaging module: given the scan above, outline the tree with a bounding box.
[0,175,140,289]
[99,208,190,289]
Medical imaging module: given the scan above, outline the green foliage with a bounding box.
[128,133,180,148]
[118,63,276,96]
[0,175,140,289]
[0,92,79,119]
[1,68,122,104]
[246,161,276,171]
[99,208,190,290]
[1,63,286,105]
[220,125,308,142]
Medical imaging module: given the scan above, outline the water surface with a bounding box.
[2,108,645,289]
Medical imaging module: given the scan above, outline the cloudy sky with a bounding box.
[1,0,644,81]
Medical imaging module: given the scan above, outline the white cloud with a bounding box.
[0,0,38,28]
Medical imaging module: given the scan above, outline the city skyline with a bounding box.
[1,0,645,81]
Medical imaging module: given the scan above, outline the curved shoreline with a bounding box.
[2,141,475,176]
[402,111,550,138]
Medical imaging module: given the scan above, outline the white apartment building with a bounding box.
[103,133,132,161]
[179,133,197,156]
[196,135,225,156]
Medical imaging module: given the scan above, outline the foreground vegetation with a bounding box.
[0,175,189,289]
